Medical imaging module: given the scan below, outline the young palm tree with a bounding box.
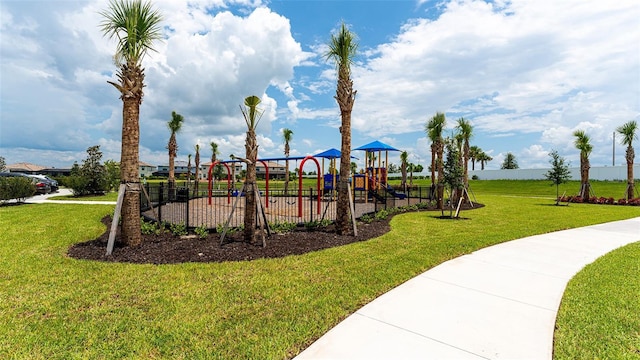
[187,154,192,183]
[616,120,638,199]
[426,112,446,209]
[573,130,593,199]
[193,144,200,196]
[240,95,264,244]
[325,22,358,235]
[282,128,294,194]
[400,151,408,191]
[100,0,162,246]
[210,141,219,163]
[456,118,473,197]
[469,145,481,171]
[166,111,184,201]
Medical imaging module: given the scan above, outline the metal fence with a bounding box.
[140,182,435,231]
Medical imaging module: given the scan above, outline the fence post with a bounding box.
[185,188,190,229]
[158,182,164,223]
[309,187,313,223]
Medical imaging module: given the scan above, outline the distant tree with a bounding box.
[68,146,108,196]
[326,22,358,235]
[282,128,293,194]
[478,151,493,170]
[573,130,592,199]
[193,144,200,196]
[616,121,638,200]
[210,141,220,163]
[350,161,358,174]
[469,145,481,171]
[187,154,192,183]
[545,150,571,205]
[167,111,184,199]
[387,163,398,174]
[413,164,424,173]
[104,159,120,191]
[0,156,6,172]
[501,152,519,169]
[400,151,408,190]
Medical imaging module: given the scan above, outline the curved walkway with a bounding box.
[25,188,117,205]
[295,217,640,359]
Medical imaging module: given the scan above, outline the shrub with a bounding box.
[269,221,297,234]
[0,177,35,201]
[194,224,209,238]
[140,218,161,235]
[169,222,188,236]
[617,198,627,205]
[471,175,479,180]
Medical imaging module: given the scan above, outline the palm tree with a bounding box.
[210,141,219,163]
[456,118,473,196]
[240,95,264,244]
[426,112,446,209]
[400,151,408,191]
[325,22,358,235]
[193,144,200,196]
[166,111,184,201]
[469,145,481,171]
[187,153,192,183]
[573,130,593,199]
[616,120,638,199]
[100,0,162,247]
[478,151,493,170]
[282,128,294,194]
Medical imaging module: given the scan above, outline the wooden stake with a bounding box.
[106,184,126,255]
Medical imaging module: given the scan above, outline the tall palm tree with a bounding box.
[240,95,263,244]
[616,120,638,199]
[400,151,408,191]
[100,0,162,246]
[282,128,294,194]
[456,118,473,196]
[325,22,358,235]
[193,144,200,196]
[426,112,446,209]
[166,111,184,201]
[573,130,593,199]
[469,145,481,171]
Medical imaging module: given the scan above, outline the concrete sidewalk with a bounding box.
[25,188,117,205]
[295,217,640,359]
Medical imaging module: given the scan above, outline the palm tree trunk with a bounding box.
[580,155,590,199]
[285,158,290,195]
[336,110,352,235]
[436,141,444,210]
[244,129,258,244]
[626,146,635,199]
[120,96,142,246]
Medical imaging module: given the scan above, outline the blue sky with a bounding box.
[1,0,639,172]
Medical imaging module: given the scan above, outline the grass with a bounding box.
[554,242,640,359]
[0,188,638,358]
[48,190,119,201]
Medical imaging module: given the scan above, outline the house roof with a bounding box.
[6,162,47,172]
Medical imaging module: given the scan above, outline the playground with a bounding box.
[141,140,438,231]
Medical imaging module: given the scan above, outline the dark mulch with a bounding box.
[68,202,483,264]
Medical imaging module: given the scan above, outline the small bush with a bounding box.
[269,221,297,234]
[471,175,479,180]
[194,224,209,238]
[140,218,161,235]
[169,222,188,236]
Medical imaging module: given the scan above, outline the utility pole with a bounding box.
[612,131,615,166]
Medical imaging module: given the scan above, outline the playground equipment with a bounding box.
[353,140,406,202]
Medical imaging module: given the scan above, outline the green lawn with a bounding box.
[0,189,638,358]
[554,242,640,359]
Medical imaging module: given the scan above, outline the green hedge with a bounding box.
[0,177,35,201]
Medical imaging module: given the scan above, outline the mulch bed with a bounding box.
[68,202,483,264]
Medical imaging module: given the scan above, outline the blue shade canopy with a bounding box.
[353,140,400,152]
[314,148,342,159]
[314,148,359,160]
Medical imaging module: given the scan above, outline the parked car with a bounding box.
[0,172,50,195]
[30,174,58,193]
